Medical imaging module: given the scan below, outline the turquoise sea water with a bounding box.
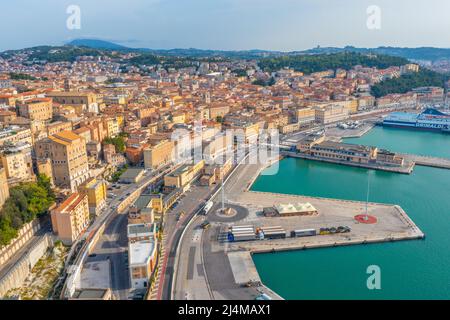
[251,127,450,300]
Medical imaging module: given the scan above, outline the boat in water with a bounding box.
[382,108,450,132]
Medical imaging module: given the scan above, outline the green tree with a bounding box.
[104,136,126,153]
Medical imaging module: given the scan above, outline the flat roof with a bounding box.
[73,289,109,299]
[127,223,154,237]
[120,168,144,180]
[79,261,111,289]
[134,195,153,209]
[275,202,317,214]
[129,240,155,265]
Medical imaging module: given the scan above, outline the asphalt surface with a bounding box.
[76,166,172,300]
[159,182,215,300]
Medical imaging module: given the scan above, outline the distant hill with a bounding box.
[67,39,130,50]
[258,52,410,74]
[298,46,450,62]
[3,39,450,63]
[66,39,284,59]
[66,39,450,61]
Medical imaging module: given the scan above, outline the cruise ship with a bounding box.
[382,108,450,132]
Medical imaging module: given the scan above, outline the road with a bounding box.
[157,182,216,300]
[71,165,174,300]
[172,214,212,300]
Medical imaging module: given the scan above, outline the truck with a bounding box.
[202,201,214,215]
[200,221,210,229]
[228,231,256,242]
[291,229,317,238]
[262,230,286,240]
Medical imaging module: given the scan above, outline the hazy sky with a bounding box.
[1,0,449,51]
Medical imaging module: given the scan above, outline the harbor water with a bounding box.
[251,127,450,299]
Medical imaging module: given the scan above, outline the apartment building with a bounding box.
[164,160,205,190]
[315,104,349,124]
[0,143,34,184]
[202,132,233,162]
[17,98,53,121]
[0,127,33,147]
[295,107,316,125]
[128,223,158,289]
[103,117,120,138]
[36,131,90,192]
[47,121,73,137]
[78,177,107,217]
[143,140,175,169]
[50,193,90,245]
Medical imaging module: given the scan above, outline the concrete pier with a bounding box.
[283,151,415,174]
[400,153,450,170]
[225,191,424,254]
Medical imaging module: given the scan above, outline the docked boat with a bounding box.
[383,108,450,132]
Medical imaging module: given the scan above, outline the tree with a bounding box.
[104,136,126,153]
[371,69,449,98]
[258,52,409,74]
[0,177,55,246]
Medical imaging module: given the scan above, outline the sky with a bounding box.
[1,0,450,52]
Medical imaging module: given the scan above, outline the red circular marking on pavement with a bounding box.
[354,214,377,224]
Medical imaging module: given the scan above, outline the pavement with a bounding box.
[172,215,213,300]
[154,182,216,300]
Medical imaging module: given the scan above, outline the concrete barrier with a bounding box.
[0,220,42,266]
[0,234,53,297]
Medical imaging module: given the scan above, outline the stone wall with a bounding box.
[0,234,53,297]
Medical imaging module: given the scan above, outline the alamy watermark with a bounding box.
[66,5,81,30]
[170,122,280,176]
[366,265,381,290]
[367,5,381,30]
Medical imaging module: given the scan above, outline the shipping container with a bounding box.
[231,225,254,231]
[291,229,317,237]
[231,227,254,231]
[261,226,283,230]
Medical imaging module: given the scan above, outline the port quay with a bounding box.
[195,149,425,300]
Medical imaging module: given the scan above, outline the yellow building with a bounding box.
[17,98,53,121]
[78,177,107,216]
[143,140,175,169]
[171,112,186,124]
[295,107,316,125]
[103,118,120,138]
[164,160,205,189]
[51,193,90,245]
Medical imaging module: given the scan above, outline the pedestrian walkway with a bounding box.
[147,232,168,300]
